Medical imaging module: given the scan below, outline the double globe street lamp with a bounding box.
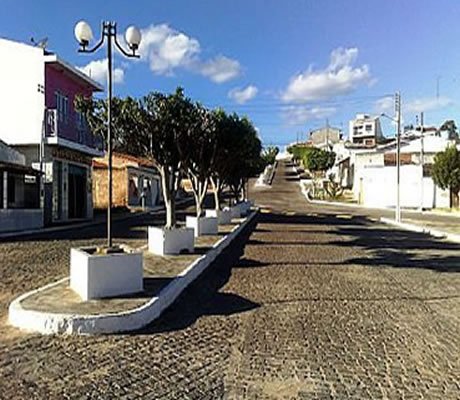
[74,21,141,249]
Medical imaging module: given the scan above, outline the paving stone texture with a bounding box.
[0,161,459,399]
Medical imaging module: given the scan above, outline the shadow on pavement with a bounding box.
[131,214,260,335]
[255,211,460,273]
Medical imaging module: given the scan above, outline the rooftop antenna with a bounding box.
[30,37,49,49]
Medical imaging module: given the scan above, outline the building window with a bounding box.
[55,92,69,123]
[365,124,372,131]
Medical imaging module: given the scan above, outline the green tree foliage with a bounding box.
[262,145,279,166]
[302,148,336,173]
[225,116,264,203]
[184,104,218,217]
[76,88,265,226]
[432,145,460,208]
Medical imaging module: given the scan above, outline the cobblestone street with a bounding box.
[0,161,459,399]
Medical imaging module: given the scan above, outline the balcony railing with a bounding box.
[45,109,59,137]
[45,109,101,149]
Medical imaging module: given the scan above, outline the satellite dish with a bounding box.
[30,37,49,49]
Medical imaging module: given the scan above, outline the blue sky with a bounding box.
[2,0,460,146]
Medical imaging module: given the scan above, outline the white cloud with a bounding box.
[374,96,394,115]
[139,24,200,75]
[198,56,242,83]
[282,47,371,103]
[228,85,258,104]
[283,105,336,126]
[405,96,452,113]
[139,24,241,83]
[77,58,124,85]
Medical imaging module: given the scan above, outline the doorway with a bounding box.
[68,164,87,219]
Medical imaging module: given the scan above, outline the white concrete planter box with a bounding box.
[230,205,241,219]
[70,247,143,301]
[186,216,218,237]
[205,209,232,225]
[148,226,194,256]
[240,200,253,216]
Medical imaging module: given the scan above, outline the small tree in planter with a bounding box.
[140,88,199,254]
[302,148,336,199]
[78,88,197,255]
[209,111,240,213]
[184,104,220,235]
[226,116,264,214]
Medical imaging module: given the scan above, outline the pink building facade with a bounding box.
[0,38,103,225]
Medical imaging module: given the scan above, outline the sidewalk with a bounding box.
[0,198,192,240]
[297,177,460,243]
[381,216,460,243]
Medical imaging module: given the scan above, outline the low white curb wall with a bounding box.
[9,210,258,335]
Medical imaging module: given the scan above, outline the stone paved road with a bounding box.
[0,161,459,399]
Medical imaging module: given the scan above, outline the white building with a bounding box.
[349,114,384,147]
[353,133,457,209]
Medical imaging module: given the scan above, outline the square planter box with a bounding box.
[186,216,218,237]
[148,226,195,256]
[205,209,232,225]
[70,247,143,301]
[230,205,241,219]
[239,200,253,216]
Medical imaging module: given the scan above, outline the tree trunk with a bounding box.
[451,188,460,209]
[210,177,221,211]
[242,179,248,201]
[194,192,202,217]
[161,168,176,229]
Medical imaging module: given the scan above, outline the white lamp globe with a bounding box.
[74,20,93,45]
[125,26,141,50]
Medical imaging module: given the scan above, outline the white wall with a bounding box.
[0,209,44,233]
[0,38,45,145]
[358,165,449,209]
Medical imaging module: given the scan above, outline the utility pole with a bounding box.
[395,91,402,222]
[326,118,330,149]
[420,112,424,211]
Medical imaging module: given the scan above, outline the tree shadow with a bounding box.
[0,199,196,243]
[131,214,260,334]
[326,225,460,273]
[255,211,460,273]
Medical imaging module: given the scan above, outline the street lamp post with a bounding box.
[381,91,402,222]
[74,21,141,248]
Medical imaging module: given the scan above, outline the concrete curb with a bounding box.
[8,209,258,335]
[380,217,460,244]
[255,161,278,188]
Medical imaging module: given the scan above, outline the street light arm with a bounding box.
[78,22,106,53]
[114,34,140,58]
[380,113,397,123]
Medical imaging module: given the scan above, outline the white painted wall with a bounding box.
[0,39,45,145]
[358,165,449,209]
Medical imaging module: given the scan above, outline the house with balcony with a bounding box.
[0,37,103,225]
[349,114,384,147]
